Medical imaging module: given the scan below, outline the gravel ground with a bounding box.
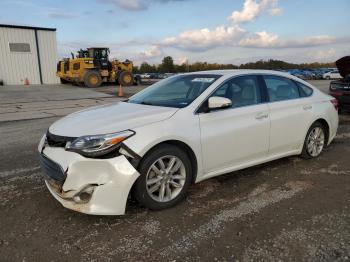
[0,80,349,261]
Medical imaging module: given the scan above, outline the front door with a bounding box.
[199,75,270,174]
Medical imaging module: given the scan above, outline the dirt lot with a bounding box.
[0,80,349,261]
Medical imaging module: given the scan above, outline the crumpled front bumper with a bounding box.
[38,135,141,215]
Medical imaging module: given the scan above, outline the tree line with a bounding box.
[133,56,336,74]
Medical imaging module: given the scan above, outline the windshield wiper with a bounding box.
[140,101,155,105]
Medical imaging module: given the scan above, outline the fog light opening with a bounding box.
[73,185,96,203]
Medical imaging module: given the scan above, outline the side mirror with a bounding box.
[208,96,232,110]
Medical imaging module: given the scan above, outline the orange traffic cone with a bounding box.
[24,78,29,86]
[118,84,124,97]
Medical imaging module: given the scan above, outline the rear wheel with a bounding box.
[132,144,192,210]
[60,78,68,84]
[83,70,102,88]
[118,71,133,86]
[301,122,326,159]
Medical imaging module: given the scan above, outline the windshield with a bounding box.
[128,74,221,108]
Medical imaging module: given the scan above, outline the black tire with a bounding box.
[83,70,102,88]
[301,121,327,159]
[60,78,68,84]
[118,71,133,86]
[132,144,193,210]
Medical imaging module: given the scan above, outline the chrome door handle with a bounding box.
[255,112,269,120]
[303,105,312,110]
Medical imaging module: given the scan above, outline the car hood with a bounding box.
[49,102,178,137]
[336,56,350,78]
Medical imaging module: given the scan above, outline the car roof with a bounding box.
[185,69,292,78]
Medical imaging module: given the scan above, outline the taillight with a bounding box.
[330,98,339,111]
[329,91,342,97]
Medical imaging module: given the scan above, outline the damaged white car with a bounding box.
[38,70,338,215]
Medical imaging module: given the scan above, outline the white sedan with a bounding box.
[38,70,339,215]
[323,70,342,79]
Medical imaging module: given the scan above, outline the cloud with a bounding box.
[175,56,188,64]
[46,9,79,19]
[309,48,336,60]
[268,7,282,16]
[239,34,340,49]
[160,24,340,51]
[281,35,337,48]
[139,45,163,58]
[99,0,190,11]
[162,25,246,51]
[112,0,147,11]
[239,31,279,47]
[228,0,281,23]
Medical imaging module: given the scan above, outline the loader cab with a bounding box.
[88,48,109,60]
[87,48,110,70]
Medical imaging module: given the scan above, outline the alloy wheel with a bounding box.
[146,155,186,202]
[306,126,325,157]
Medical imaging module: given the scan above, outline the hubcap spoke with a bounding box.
[147,177,162,185]
[148,183,161,194]
[171,175,185,180]
[158,159,166,171]
[159,183,165,201]
[170,180,182,188]
[165,184,172,200]
[151,165,162,176]
[170,161,182,174]
[165,157,176,174]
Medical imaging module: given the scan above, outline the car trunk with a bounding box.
[330,56,350,92]
[336,56,350,79]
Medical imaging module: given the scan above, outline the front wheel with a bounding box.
[301,122,326,159]
[132,144,193,210]
[83,70,102,88]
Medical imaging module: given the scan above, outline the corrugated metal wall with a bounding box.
[37,30,59,84]
[0,26,59,85]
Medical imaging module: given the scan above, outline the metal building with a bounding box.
[0,24,59,85]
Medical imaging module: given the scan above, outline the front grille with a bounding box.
[46,131,76,148]
[39,154,66,185]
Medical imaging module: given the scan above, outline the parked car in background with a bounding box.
[140,73,151,79]
[158,74,167,79]
[323,69,341,79]
[39,70,338,215]
[307,69,324,79]
[289,69,315,80]
[329,56,350,112]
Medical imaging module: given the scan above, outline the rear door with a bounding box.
[262,75,313,155]
[199,75,270,174]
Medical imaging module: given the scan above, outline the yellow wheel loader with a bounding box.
[56,47,138,88]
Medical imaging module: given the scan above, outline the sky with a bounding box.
[0,0,349,65]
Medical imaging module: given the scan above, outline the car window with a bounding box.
[211,75,261,108]
[263,75,300,102]
[296,82,313,97]
[128,74,221,108]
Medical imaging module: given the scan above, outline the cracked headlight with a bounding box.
[65,130,135,157]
